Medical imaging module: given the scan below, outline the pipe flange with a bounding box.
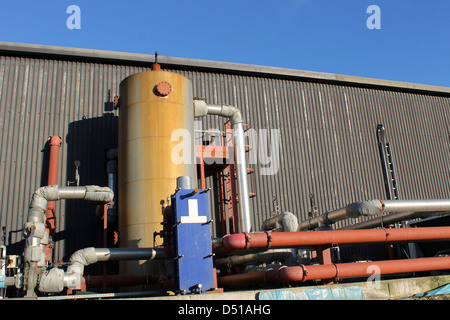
[299,264,308,282]
[265,231,273,249]
[333,264,340,282]
[156,81,172,96]
[243,232,251,249]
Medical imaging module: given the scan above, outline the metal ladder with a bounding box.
[377,124,400,200]
[385,141,399,200]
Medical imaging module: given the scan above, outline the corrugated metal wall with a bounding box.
[1,53,449,262]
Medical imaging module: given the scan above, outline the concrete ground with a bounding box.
[138,274,450,300]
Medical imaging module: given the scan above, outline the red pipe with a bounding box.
[214,227,450,253]
[46,136,62,231]
[217,256,450,287]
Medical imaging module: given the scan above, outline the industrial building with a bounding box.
[0,41,450,300]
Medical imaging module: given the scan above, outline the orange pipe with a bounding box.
[46,136,62,231]
[217,256,450,287]
[215,227,450,252]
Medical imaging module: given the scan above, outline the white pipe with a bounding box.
[233,122,251,232]
[194,99,251,232]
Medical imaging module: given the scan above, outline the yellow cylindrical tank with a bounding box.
[118,70,197,276]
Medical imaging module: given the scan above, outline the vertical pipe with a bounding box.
[46,136,62,231]
[233,122,251,233]
[102,203,108,293]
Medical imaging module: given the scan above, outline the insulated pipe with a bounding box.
[217,256,450,287]
[213,227,450,253]
[260,212,299,232]
[194,99,251,232]
[298,199,450,231]
[38,247,168,293]
[68,247,168,276]
[23,185,114,297]
[106,148,118,224]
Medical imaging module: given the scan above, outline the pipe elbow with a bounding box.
[69,247,99,268]
[29,185,60,213]
[49,136,62,147]
[221,234,247,251]
[277,266,305,283]
[193,99,209,118]
[226,106,242,125]
[193,99,243,125]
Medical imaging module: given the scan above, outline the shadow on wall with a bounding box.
[60,112,118,260]
[5,138,57,255]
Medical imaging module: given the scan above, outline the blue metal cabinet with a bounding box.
[171,189,215,294]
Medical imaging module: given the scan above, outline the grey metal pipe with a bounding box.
[214,250,293,268]
[382,199,450,213]
[298,207,347,231]
[176,176,192,189]
[194,99,251,233]
[234,122,251,232]
[94,248,168,262]
[298,199,450,231]
[340,211,450,230]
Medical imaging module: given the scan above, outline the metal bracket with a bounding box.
[243,232,251,249]
[265,231,273,249]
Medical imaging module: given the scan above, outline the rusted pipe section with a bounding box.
[213,227,450,253]
[217,256,450,287]
[298,199,450,231]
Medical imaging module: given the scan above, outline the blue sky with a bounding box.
[0,0,449,87]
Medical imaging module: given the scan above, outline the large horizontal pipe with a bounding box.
[217,256,450,287]
[213,227,450,253]
[298,199,450,231]
[93,248,168,262]
[340,211,449,230]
